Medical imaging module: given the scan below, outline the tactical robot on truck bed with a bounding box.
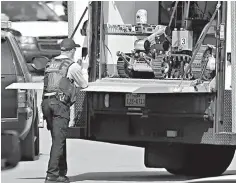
[116,1,217,81]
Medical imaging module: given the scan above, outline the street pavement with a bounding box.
[1,127,236,183]
[2,76,236,183]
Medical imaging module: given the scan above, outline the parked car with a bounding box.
[1,1,68,62]
[1,20,40,161]
[1,130,21,170]
[45,1,68,21]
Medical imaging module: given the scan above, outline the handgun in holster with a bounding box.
[58,77,77,106]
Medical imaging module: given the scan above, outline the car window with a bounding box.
[1,38,16,75]
[1,1,60,22]
[10,39,24,77]
[11,36,31,79]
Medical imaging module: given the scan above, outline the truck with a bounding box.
[66,1,236,177]
[5,0,235,177]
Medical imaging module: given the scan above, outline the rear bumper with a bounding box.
[87,113,236,146]
[70,90,236,146]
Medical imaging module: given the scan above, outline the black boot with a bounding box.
[56,176,70,183]
[45,176,69,183]
[45,176,57,183]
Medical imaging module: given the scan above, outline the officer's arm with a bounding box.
[68,63,88,88]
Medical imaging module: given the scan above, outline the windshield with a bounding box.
[1,38,16,75]
[1,1,61,22]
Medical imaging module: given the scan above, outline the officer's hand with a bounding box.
[77,59,82,66]
[47,124,51,130]
[45,120,52,130]
[209,77,216,92]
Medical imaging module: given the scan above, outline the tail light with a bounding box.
[17,76,29,108]
[104,94,110,108]
[18,90,28,108]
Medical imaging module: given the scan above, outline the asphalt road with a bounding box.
[1,127,236,183]
[2,76,236,183]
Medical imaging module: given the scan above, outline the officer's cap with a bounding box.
[60,38,80,51]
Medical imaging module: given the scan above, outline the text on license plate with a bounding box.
[125,94,146,107]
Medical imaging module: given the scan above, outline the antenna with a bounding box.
[70,7,88,39]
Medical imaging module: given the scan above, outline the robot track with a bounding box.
[152,54,192,79]
[117,57,129,78]
[191,45,214,80]
[116,45,214,80]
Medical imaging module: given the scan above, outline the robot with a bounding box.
[116,2,217,81]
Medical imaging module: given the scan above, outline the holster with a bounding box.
[58,77,77,106]
[56,93,70,106]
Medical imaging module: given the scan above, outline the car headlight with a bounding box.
[17,36,37,44]
[20,43,38,50]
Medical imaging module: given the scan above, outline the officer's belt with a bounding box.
[44,92,57,97]
[43,92,57,98]
[43,93,57,99]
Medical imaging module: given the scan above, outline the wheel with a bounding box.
[21,109,40,161]
[166,168,185,175]
[202,49,214,81]
[166,145,235,177]
[183,63,193,80]
[161,61,170,78]
[1,131,21,169]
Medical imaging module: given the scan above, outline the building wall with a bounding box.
[103,1,159,72]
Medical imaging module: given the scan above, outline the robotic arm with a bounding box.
[134,25,171,52]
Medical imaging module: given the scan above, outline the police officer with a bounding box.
[42,38,88,183]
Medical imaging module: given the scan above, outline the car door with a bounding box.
[1,37,18,119]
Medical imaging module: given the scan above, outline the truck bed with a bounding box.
[82,78,212,93]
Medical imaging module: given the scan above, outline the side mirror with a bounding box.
[8,28,22,37]
[31,56,49,72]
[1,130,21,171]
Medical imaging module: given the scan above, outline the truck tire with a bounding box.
[21,110,40,161]
[1,131,21,169]
[166,168,184,175]
[166,145,235,177]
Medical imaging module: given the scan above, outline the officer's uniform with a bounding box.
[42,38,88,183]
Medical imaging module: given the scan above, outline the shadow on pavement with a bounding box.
[69,171,194,182]
[17,170,236,182]
[186,179,236,183]
[184,170,236,183]
[18,171,193,182]
[223,170,236,175]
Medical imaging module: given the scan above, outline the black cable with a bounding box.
[203,2,208,19]
[70,7,88,39]
[194,2,209,20]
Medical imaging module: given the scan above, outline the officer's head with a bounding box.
[81,20,88,36]
[60,38,80,59]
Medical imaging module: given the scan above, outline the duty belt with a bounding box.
[43,92,58,100]
[44,92,56,97]
[43,95,56,99]
[43,92,70,105]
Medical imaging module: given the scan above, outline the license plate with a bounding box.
[125,94,146,107]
